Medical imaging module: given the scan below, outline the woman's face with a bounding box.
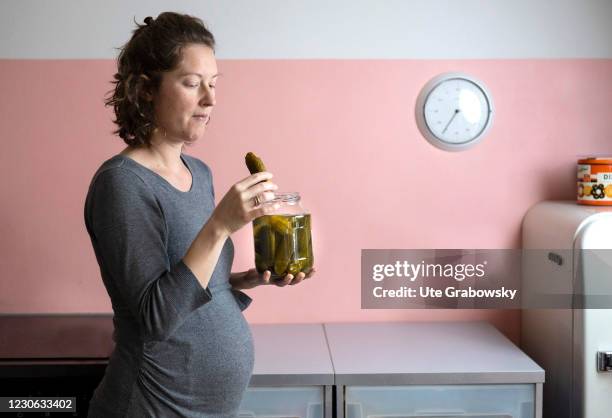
[152,43,218,144]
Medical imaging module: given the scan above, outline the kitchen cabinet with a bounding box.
[0,316,333,417]
[324,322,544,418]
[0,314,111,416]
[0,317,544,418]
[239,324,333,418]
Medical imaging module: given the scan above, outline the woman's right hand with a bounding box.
[209,172,278,237]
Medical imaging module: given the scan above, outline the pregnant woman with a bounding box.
[84,12,314,417]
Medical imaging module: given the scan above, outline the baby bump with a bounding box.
[191,290,255,382]
[141,289,254,408]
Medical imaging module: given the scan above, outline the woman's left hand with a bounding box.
[231,268,316,290]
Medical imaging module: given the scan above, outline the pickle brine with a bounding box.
[253,214,313,278]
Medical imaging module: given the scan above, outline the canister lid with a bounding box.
[578,157,612,165]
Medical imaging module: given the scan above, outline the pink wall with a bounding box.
[1,59,611,343]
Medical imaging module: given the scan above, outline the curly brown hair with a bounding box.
[105,12,216,147]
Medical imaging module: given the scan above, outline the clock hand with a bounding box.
[442,109,460,134]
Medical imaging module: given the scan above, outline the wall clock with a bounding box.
[415,72,494,151]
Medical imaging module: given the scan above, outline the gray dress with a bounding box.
[84,153,255,417]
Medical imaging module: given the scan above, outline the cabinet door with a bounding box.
[345,384,535,418]
[239,386,324,418]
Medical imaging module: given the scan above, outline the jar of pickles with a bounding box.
[253,192,314,278]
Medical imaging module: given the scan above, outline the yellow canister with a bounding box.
[577,157,612,205]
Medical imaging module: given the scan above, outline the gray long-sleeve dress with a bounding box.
[84,153,255,417]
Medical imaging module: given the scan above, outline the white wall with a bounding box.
[1,0,611,59]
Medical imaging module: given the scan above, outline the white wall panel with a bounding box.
[0,0,611,59]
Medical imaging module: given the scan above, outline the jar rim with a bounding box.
[269,192,300,203]
[578,157,612,165]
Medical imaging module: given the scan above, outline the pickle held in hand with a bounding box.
[245,152,267,175]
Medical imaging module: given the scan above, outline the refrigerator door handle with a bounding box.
[596,351,612,372]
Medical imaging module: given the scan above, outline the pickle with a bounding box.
[269,215,291,235]
[252,222,265,238]
[245,152,266,174]
[297,220,309,254]
[273,236,291,275]
[255,253,267,273]
[287,260,305,276]
[253,220,275,273]
[301,215,314,273]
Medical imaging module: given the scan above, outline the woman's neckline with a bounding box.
[116,153,194,194]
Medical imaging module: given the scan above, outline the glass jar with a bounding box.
[577,157,612,205]
[252,192,314,278]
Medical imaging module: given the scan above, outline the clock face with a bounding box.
[423,77,491,145]
[415,73,494,151]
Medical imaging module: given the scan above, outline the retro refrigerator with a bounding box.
[521,200,612,418]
